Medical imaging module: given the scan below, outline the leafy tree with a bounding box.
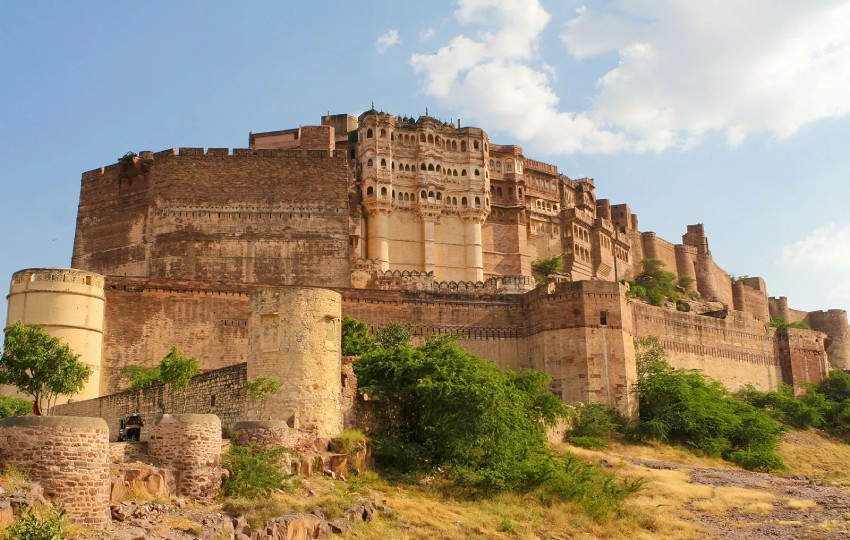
[628,259,679,306]
[341,316,376,356]
[119,346,199,393]
[354,332,568,490]
[120,364,162,390]
[0,322,92,415]
[374,322,415,350]
[159,347,200,393]
[222,443,291,498]
[245,375,281,419]
[532,254,563,280]
[768,317,811,330]
[0,396,33,421]
[632,337,784,471]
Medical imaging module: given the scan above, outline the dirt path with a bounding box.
[629,457,850,539]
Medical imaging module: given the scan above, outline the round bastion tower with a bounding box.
[5,268,105,403]
[247,287,343,438]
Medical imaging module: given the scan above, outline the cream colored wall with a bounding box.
[5,268,105,403]
[435,214,471,281]
[247,287,343,437]
[386,212,424,269]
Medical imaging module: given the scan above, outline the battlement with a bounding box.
[82,146,350,178]
[524,158,558,175]
[11,267,104,289]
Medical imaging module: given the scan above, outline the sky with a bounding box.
[1,0,850,315]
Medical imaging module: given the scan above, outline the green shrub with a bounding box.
[537,454,643,519]
[768,317,811,330]
[341,316,376,357]
[628,259,679,306]
[735,385,825,428]
[222,444,291,498]
[0,396,32,421]
[332,429,367,455]
[354,333,567,491]
[632,337,784,471]
[570,402,624,439]
[568,436,609,450]
[3,502,65,540]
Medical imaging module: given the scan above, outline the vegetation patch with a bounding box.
[221,443,293,499]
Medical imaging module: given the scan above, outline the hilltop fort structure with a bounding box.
[5,108,848,435]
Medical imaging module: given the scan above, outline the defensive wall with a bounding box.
[72,147,353,288]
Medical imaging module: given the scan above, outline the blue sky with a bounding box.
[2,0,849,315]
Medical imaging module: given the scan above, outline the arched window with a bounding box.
[366,186,374,196]
[380,158,387,168]
[453,169,458,177]
[391,132,394,141]
[380,187,387,197]
[461,169,467,176]
[392,190,396,198]
[486,198,489,207]
[473,140,480,150]
[461,140,467,152]
[474,196,481,208]
[452,197,457,205]
[435,136,441,147]
[367,158,373,167]
[391,161,395,170]
[506,160,514,172]
[496,187,503,196]
[421,163,426,170]
[366,128,373,138]
[474,169,480,176]
[436,193,442,200]
[428,134,434,144]
[428,164,435,171]
[428,191,435,199]
[461,197,468,207]
[518,188,523,197]
[436,164,441,172]
[380,128,387,138]
[495,162,502,172]
[404,192,410,201]
[452,141,458,151]
[489,160,495,169]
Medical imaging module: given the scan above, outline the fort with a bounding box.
[3,108,848,434]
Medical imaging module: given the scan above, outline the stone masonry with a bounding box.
[148,414,222,501]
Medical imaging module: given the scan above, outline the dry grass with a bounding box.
[785,498,817,511]
[164,516,204,535]
[777,429,850,485]
[690,487,776,515]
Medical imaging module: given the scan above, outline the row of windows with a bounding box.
[364,186,487,209]
[364,158,481,177]
[489,185,524,199]
[489,159,520,174]
[566,245,592,263]
[364,128,483,152]
[528,175,558,192]
[533,199,559,212]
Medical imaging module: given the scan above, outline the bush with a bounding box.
[537,454,643,520]
[628,259,679,306]
[0,396,32,421]
[3,502,65,540]
[569,402,624,440]
[331,429,367,455]
[768,317,811,330]
[632,337,784,471]
[735,385,825,428]
[222,444,291,499]
[354,333,568,491]
[341,316,376,357]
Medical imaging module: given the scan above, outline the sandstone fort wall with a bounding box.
[73,150,352,288]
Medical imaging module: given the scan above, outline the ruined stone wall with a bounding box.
[149,414,221,500]
[0,416,110,529]
[774,327,830,388]
[632,303,783,391]
[52,363,247,441]
[100,278,250,393]
[72,149,352,288]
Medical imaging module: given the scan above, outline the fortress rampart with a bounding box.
[5,108,848,430]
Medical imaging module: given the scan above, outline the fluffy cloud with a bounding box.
[780,223,850,269]
[375,29,401,53]
[411,0,850,153]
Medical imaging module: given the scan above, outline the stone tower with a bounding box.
[247,287,342,437]
[5,268,105,402]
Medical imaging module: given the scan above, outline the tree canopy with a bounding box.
[120,346,200,393]
[0,321,91,414]
[353,329,567,490]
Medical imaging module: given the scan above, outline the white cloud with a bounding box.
[420,27,435,41]
[375,29,401,53]
[410,0,850,153]
[780,223,850,268]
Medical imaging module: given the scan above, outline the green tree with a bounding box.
[354,332,567,490]
[628,259,679,306]
[532,254,563,281]
[0,396,33,421]
[119,347,199,393]
[341,316,376,356]
[245,375,282,419]
[768,317,811,330]
[0,322,92,415]
[159,347,200,393]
